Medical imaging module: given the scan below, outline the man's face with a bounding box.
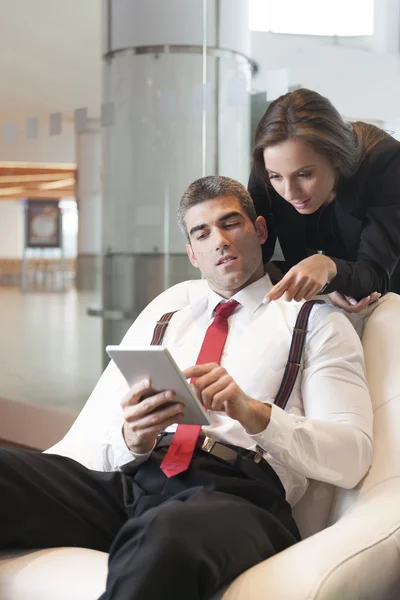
[185,195,267,298]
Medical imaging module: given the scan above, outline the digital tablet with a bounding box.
[106,345,211,426]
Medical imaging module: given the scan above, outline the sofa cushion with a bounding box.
[0,548,108,600]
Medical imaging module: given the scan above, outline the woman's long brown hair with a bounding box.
[253,88,390,184]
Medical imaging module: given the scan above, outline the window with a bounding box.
[250,0,374,36]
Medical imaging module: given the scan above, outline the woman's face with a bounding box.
[263,138,338,214]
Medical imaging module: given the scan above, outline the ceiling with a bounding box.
[0,0,101,122]
[0,162,76,200]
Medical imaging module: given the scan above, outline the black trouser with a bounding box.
[0,446,300,600]
[390,261,400,294]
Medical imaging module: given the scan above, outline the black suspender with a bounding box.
[150,299,323,410]
[274,300,324,409]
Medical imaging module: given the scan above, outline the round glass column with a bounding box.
[101,0,253,351]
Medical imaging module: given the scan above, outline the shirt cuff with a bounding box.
[247,404,295,453]
[108,423,155,469]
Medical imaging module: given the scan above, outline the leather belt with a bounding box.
[155,432,264,465]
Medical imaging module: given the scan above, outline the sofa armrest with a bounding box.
[222,478,400,600]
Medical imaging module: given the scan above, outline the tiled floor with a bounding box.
[0,287,102,413]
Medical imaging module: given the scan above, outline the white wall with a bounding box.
[250,0,400,121]
[0,120,75,163]
[251,31,400,121]
[0,201,24,258]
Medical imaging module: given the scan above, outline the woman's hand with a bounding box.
[327,291,381,313]
[263,254,337,304]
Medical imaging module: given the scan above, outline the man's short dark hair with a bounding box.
[178,175,258,240]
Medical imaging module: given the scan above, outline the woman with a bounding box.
[249,88,400,312]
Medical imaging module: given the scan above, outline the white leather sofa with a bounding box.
[1,283,400,600]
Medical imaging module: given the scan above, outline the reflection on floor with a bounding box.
[0,287,102,413]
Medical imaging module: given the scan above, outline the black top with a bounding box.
[248,135,400,299]
[303,202,346,260]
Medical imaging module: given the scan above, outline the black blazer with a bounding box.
[248,135,400,299]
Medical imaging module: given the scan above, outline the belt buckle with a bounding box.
[201,436,216,453]
[254,444,264,464]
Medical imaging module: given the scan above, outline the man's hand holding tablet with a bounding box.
[119,378,185,454]
[106,346,211,454]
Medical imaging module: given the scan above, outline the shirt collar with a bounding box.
[205,274,272,319]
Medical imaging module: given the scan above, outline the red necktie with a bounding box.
[160,300,239,478]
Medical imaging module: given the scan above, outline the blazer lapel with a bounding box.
[334,193,363,260]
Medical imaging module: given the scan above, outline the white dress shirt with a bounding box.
[54,275,373,506]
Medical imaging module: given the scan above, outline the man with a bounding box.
[1,176,373,600]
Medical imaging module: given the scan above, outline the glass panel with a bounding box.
[101,1,251,361]
[0,0,252,445]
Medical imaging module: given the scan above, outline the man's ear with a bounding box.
[254,216,268,245]
[186,243,199,269]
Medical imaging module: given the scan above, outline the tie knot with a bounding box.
[215,300,239,320]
